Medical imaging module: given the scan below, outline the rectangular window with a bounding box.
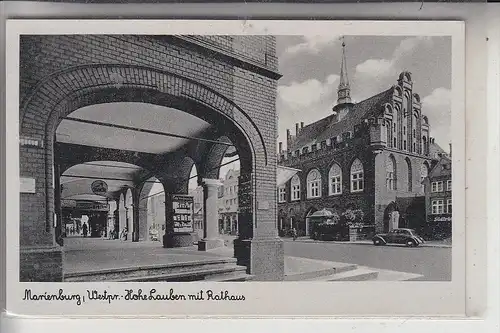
[278,187,286,203]
[431,181,444,193]
[432,199,444,214]
[330,176,342,195]
[403,140,407,150]
[351,172,364,192]
[447,198,452,214]
[447,180,452,191]
[309,181,320,198]
[291,185,300,201]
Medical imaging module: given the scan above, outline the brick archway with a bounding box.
[137,176,165,242]
[19,36,283,282]
[20,65,264,235]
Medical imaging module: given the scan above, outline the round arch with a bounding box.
[304,206,319,237]
[383,201,400,232]
[137,176,165,242]
[20,65,262,234]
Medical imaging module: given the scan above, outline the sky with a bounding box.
[275,35,452,153]
[151,35,451,195]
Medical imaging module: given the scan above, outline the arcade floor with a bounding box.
[62,237,227,275]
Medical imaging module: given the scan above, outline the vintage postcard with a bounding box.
[5,19,466,317]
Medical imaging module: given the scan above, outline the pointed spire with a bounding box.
[337,36,352,105]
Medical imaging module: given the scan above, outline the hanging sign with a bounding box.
[91,180,108,196]
[172,194,194,233]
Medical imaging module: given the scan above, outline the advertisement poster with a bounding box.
[172,195,194,233]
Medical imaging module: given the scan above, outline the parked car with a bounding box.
[372,228,425,247]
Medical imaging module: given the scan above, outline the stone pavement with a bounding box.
[63,237,223,275]
[63,236,429,281]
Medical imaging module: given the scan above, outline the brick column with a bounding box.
[198,178,224,251]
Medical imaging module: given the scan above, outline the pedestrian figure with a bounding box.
[292,227,297,241]
[82,223,88,238]
[120,227,128,241]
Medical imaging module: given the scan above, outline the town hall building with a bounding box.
[277,41,447,237]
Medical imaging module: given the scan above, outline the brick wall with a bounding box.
[19,34,282,280]
[278,138,434,234]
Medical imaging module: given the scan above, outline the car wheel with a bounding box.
[373,239,381,246]
[406,239,416,247]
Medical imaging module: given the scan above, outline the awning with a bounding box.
[277,165,301,187]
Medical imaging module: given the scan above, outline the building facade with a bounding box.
[278,42,445,236]
[218,169,240,235]
[147,193,166,241]
[189,186,205,240]
[423,154,452,240]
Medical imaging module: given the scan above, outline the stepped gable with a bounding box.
[288,87,394,152]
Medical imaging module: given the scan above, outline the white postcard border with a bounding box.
[5,19,467,317]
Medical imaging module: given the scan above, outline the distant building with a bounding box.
[218,168,240,235]
[189,186,205,239]
[147,193,165,240]
[277,41,447,236]
[423,153,452,240]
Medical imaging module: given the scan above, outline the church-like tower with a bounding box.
[337,38,352,105]
[332,37,354,121]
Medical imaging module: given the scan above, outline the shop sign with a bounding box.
[172,194,194,233]
[431,215,452,222]
[76,202,109,211]
[91,180,108,196]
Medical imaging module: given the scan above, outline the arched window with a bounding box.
[329,163,342,195]
[350,159,364,192]
[307,169,322,198]
[386,155,396,190]
[412,114,418,153]
[420,163,429,191]
[392,107,398,149]
[290,174,301,201]
[406,158,413,192]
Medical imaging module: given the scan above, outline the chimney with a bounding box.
[295,123,300,135]
[279,142,283,153]
[301,122,304,129]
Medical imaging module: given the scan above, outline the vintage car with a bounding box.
[372,228,425,247]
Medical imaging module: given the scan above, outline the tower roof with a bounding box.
[339,39,349,89]
[337,37,352,105]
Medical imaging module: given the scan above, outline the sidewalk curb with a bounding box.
[283,238,452,249]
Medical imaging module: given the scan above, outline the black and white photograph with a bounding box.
[5,20,466,317]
